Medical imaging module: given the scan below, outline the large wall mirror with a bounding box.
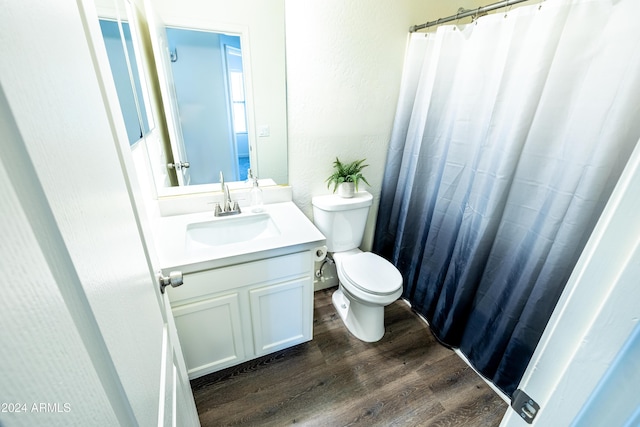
[94,0,288,197]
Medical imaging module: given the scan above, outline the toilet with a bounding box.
[312,191,403,342]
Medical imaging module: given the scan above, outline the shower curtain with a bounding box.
[374,0,640,397]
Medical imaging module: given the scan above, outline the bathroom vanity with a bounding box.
[151,200,325,379]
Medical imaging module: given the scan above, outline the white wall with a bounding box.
[285,0,485,250]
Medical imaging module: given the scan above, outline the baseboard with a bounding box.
[400,299,511,404]
[314,278,338,291]
[453,348,510,403]
[313,259,338,291]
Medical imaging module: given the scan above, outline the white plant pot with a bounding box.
[337,182,355,198]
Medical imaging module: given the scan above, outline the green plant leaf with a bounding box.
[326,157,370,193]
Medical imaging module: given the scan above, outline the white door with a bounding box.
[141,0,192,186]
[0,1,199,425]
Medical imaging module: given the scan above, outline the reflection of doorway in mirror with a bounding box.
[166,28,248,185]
[226,46,250,181]
[99,19,151,146]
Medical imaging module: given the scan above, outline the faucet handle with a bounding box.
[214,202,222,216]
[232,201,241,213]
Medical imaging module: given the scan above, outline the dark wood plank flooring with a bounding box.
[191,287,508,426]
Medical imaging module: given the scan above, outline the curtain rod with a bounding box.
[410,0,533,32]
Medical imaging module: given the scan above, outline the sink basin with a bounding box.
[153,201,327,272]
[185,213,281,249]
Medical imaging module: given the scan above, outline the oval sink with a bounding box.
[185,213,281,249]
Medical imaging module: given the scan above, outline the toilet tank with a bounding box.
[311,191,373,252]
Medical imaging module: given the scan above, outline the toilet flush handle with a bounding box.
[158,270,184,294]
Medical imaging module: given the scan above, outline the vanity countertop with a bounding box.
[151,201,326,274]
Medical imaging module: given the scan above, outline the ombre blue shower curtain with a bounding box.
[374,0,640,397]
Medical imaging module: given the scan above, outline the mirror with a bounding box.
[96,2,154,147]
[165,27,250,184]
[95,0,288,197]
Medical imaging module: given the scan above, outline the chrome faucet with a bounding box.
[215,171,241,216]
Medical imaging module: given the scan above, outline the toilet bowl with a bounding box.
[311,191,403,342]
[332,249,403,342]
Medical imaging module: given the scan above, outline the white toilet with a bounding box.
[312,191,403,342]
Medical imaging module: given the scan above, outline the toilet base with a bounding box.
[332,286,385,342]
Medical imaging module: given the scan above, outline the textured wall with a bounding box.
[285,0,484,250]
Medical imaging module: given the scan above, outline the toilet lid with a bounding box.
[342,252,402,295]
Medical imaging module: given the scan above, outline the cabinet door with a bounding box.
[172,293,245,378]
[249,278,312,356]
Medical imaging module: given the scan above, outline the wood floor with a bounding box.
[191,287,508,426]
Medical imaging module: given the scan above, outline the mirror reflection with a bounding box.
[96,0,288,196]
[99,18,152,146]
[100,20,250,184]
[165,28,250,183]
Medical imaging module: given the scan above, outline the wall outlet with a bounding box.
[258,125,270,137]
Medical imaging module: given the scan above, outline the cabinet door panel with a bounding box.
[172,293,245,378]
[249,278,312,356]
[169,251,312,306]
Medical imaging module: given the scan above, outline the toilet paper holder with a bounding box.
[314,245,327,262]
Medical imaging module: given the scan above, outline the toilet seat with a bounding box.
[340,252,402,296]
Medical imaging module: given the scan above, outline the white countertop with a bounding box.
[151,202,326,274]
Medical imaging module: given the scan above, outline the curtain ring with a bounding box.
[504,5,512,19]
[454,7,468,29]
[470,7,479,25]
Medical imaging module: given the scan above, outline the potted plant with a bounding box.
[326,157,370,198]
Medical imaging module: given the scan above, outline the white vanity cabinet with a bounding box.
[167,250,314,379]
